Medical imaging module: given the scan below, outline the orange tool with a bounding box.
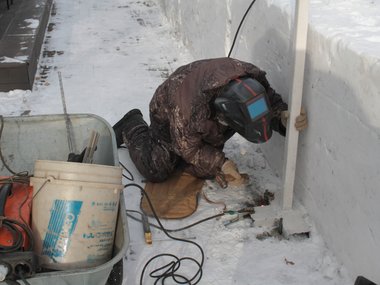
[0,181,33,251]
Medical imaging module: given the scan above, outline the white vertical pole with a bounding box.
[282,0,310,210]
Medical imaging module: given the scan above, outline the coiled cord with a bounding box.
[0,183,34,253]
[124,183,204,285]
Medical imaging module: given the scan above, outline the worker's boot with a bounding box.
[113,109,148,147]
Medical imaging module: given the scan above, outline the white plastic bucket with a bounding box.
[30,160,123,270]
[33,159,122,185]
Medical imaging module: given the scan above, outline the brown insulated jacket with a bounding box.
[149,57,287,178]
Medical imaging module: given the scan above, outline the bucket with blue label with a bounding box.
[30,160,123,270]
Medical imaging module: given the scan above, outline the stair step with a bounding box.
[0,0,53,92]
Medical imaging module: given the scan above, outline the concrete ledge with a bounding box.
[0,0,53,92]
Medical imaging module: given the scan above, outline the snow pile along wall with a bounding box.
[157,0,380,283]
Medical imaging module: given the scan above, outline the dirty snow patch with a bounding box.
[24,18,40,29]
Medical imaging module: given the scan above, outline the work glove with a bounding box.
[220,159,248,187]
[281,106,308,131]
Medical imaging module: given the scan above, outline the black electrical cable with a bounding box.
[0,173,30,185]
[0,116,20,175]
[0,117,34,284]
[119,161,134,181]
[124,183,204,285]
[18,184,35,251]
[126,209,224,233]
[0,217,33,253]
[227,0,257,58]
[0,117,31,182]
[0,181,34,253]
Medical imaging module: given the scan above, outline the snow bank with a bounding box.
[157,0,380,282]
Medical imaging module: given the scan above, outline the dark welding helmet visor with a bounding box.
[214,77,273,143]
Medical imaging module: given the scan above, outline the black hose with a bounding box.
[0,115,17,175]
[124,183,204,285]
[0,183,34,253]
[126,210,224,233]
[228,0,257,58]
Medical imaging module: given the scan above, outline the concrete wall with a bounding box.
[157,0,380,283]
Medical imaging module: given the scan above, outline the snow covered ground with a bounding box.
[0,0,354,284]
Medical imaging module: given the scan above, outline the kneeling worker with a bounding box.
[113,57,307,188]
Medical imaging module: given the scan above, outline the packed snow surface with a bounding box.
[0,0,358,284]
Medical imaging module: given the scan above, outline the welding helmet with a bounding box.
[214,77,273,143]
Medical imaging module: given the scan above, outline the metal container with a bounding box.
[0,114,129,285]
